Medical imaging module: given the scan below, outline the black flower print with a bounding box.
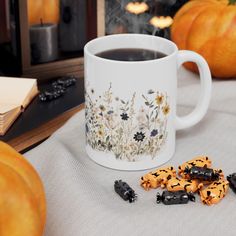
[107,110,114,115]
[120,113,129,120]
[150,129,158,137]
[134,132,145,142]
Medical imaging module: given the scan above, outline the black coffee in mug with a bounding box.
[96,48,167,62]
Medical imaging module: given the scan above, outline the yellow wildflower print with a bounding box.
[162,105,170,115]
[99,105,106,111]
[98,128,104,137]
[155,95,164,105]
[85,84,170,161]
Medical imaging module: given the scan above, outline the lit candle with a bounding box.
[30,20,58,64]
[27,0,60,25]
[59,0,87,52]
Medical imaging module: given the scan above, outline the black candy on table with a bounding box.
[39,76,77,102]
[156,190,195,205]
[227,173,236,194]
[52,76,77,89]
[184,166,220,182]
[39,88,66,102]
[114,180,137,203]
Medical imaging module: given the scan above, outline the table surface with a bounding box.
[25,68,236,236]
[0,78,84,152]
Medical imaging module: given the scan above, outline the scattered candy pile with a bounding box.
[141,156,228,205]
[39,75,77,102]
[115,156,236,206]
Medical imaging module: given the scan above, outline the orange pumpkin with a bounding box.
[171,0,236,78]
[0,141,46,236]
[28,0,60,25]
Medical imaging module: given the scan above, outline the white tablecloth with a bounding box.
[26,68,236,236]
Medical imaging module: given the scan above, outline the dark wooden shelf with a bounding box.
[0,77,85,152]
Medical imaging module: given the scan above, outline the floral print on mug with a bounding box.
[85,84,170,162]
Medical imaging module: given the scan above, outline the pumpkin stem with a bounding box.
[228,0,236,5]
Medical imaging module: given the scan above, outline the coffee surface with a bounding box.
[96,48,167,61]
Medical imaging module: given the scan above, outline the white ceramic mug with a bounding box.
[84,34,212,171]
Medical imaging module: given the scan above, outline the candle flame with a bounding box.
[125,2,149,15]
[150,16,173,29]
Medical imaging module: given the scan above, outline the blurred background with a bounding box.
[0,0,188,81]
[106,0,188,36]
[1,0,235,81]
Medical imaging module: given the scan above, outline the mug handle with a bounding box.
[175,50,212,130]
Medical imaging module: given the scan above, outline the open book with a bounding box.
[0,77,38,135]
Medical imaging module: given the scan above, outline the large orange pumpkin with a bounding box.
[27,0,60,25]
[171,0,236,78]
[0,141,46,236]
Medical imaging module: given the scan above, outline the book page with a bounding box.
[0,103,20,115]
[0,107,22,135]
[0,77,38,112]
